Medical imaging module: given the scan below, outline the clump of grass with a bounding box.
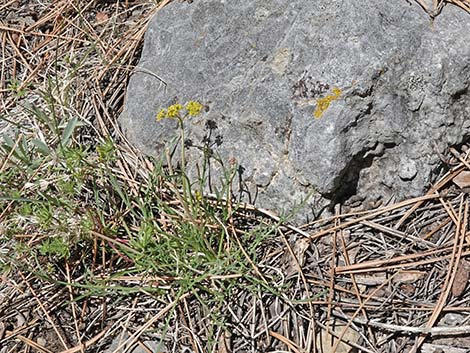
[0,84,291,351]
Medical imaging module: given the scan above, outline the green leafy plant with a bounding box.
[39,237,70,259]
[0,78,299,351]
[7,78,32,98]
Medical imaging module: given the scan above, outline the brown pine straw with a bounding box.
[308,152,470,351]
[18,271,69,350]
[2,0,470,352]
[108,293,190,353]
[411,199,468,353]
[307,193,441,241]
[415,0,470,16]
[57,326,112,353]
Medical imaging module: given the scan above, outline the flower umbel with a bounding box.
[167,104,183,118]
[185,101,203,116]
[156,109,167,121]
[156,101,204,123]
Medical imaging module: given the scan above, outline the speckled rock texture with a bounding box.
[120,0,470,221]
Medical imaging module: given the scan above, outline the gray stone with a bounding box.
[120,0,470,221]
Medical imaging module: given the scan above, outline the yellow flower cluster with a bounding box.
[313,87,342,119]
[167,104,183,118]
[186,101,203,116]
[156,109,167,121]
[156,101,203,121]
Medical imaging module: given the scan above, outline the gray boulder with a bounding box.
[120,0,470,221]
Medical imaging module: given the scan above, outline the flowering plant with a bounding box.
[156,101,205,214]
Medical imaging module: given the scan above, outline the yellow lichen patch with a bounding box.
[313,87,342,119]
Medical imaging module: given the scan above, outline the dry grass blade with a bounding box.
[269,330,302,353]
[17,334,54,353]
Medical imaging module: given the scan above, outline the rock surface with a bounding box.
[120,0,470,221]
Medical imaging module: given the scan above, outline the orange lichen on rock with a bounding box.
[313,87,342,119]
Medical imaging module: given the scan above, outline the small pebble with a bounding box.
[15,313,26,327]
[37,337,47,347]
[399,159,417,180]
